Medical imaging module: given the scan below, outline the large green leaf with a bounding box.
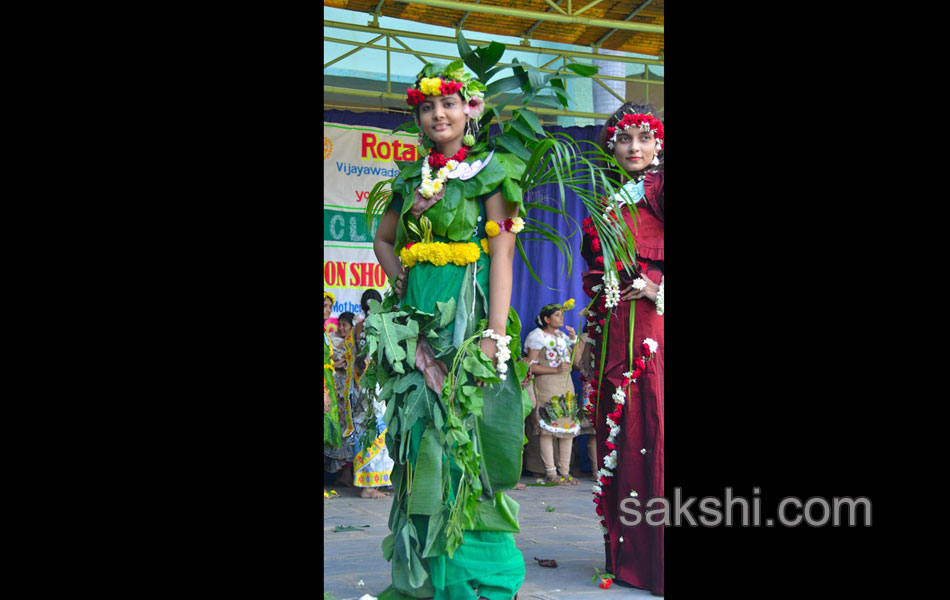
[515,109,545,137]
[494,133,532,162]
[421,507,449,558]
[436,297,457,328]
[456,30,474,59]
[408,425,444,515]
[394,371,435,430]
[485,75,525,98]
[474,41,506,71]
[507,114,537,141]
[528,94,564,109]
[565,62,599,77]
[472,491,520,532]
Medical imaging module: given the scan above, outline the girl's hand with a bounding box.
[565,325,576,338]
[392,268,408,298]
[622,271,660,302]
[476,336,498,387]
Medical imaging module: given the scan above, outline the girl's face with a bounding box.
[545,310,564,329]
[338,320,352,338]
[324,298,333,321]
[613,127,658,175]
[419,94,467,153]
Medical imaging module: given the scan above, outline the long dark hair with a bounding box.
[360,289,382,314]
[596,101,665,182]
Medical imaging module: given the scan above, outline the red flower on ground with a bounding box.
[595,256,604,266]
[591,238,601,252]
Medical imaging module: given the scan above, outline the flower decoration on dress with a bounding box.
[419,146,471,199]
[606,111,665,152]
[655,278,664,315]
[446,150,493,181]
[590,338,659,538]
[399,241,482,268]
[485,216,524,237]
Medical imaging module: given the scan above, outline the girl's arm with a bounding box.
[479,191,519,366]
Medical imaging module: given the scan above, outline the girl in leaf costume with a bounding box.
[523,301,580,485]
[362,33,626,600]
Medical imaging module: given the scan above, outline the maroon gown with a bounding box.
[582,171,664,595]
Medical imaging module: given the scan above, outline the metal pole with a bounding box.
[323,34,385,69]
[596,0,655,46]
[324,86,613,119]
[325,20,663,66]
[386,0,663,34]
[573,0,606,17]
[323,36,663,85]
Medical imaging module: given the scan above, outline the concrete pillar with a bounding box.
[592,48,626,126]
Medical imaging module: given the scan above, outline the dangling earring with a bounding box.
[462,120,475,147]
[651,148,660,167]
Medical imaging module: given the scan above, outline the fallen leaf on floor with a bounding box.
[333,525,371,532]
[534,557,558,568]
[545,506,556,512]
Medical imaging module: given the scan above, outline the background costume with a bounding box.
[523,327,578,480]
[352,324,395,488]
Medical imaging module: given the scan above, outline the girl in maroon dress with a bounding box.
[579,102,664,595]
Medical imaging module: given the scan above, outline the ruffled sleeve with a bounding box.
[524,328,548,351]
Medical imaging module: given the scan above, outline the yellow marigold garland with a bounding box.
[399,241,483,268]
[419,77,443,96]
[484,220,501,238]
[480,238,490,256]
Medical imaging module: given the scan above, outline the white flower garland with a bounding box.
[420,159,459,199]
[604,269,620,309]
[481,328,512,381]
[655,279,664,315]
[591,338,659,536]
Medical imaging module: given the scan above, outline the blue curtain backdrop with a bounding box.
[325,109,597,355]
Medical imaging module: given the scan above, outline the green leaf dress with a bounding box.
[365,148,529,600]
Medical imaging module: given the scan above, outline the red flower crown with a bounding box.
[606,112,664,151]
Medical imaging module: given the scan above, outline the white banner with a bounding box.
[323,121,418,333]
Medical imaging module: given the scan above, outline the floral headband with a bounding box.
[541,298,575,314]
[324,291,335,304]
[606,112,665,151]
[405,60,487,121]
